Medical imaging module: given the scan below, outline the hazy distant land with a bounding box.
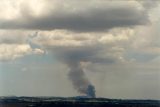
[0,97,160,107]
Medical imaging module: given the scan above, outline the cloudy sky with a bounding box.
[0,0,160,99]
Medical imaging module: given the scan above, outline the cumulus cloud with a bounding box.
[0,44,44,61]
[31,29,132,64]
[0,0,149,32]
[0,30,45,61]
[0,43,45,61]
[0,44,32,61]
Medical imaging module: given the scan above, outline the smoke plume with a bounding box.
[67,61,96,97]
[87,85,96,98]
[50,46,98,97]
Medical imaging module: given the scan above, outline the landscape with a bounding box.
[0,97,160,107]
[0,0,160,107]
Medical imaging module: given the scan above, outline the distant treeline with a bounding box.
[0,97,160,107]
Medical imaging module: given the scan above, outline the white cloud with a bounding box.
[0,44,45,61]
[0,44,32,61]
[33,48,45,55]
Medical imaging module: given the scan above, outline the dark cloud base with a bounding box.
[0,5,149,32]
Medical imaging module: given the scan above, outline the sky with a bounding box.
[0,0,160,99]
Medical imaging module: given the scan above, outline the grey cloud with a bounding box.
[0,37,25,44]
[137,0,160,10]
[49,46,117,64]
[0,30,28,44]
[0,4,149,32]
[125,52,157,62]
[32,30,127,64]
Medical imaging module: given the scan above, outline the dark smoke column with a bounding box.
[67,61,96,97]
[87,85,96,98]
